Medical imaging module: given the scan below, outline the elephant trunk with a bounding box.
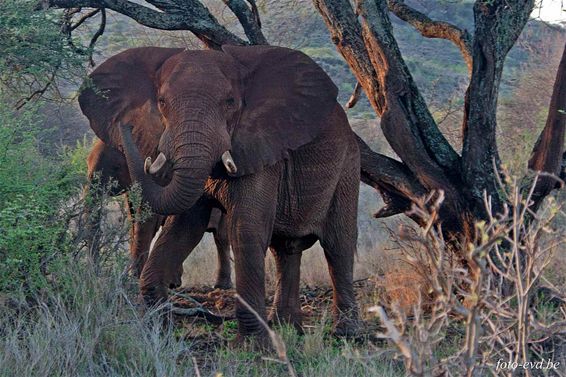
[120,124,214,215]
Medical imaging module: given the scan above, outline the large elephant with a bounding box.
[84,123,232,289]
[79,45,361,339]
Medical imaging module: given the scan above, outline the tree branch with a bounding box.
[313,0,386,112]
[88,8,106,66]
[46,0,188,30]
[387,0,472,73]
[223,0,267,45]
[246,0,261,27]
[314,0,460,175]
[358,0,466,219]
[165,0,248,48]
[70,8,100,30]
[356,133,427,218]
[345,81,362,109]
[15,67,59,110]
[45,0,247,47]
[314,0,465,231]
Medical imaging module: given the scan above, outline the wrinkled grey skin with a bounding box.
[85,139,232,289]
[80,45,361,341]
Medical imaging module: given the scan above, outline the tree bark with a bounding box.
[528,42,566,209]
[461,0,535,219]
[315,0,465,232]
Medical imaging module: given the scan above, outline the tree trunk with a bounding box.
[528,41,566,210]
[313,0,544,240]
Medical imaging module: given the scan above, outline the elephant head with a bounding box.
[81,45,338,215]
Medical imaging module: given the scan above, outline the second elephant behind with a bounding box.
[85,139,232,289]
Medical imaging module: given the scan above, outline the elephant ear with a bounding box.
[78,47,183,158]
[222,45,339,176]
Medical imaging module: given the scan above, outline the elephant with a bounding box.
[84,131,233,289]
[78,45,361,339]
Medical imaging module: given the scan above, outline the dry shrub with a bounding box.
[379,267,431,313]
[371,176,566,377]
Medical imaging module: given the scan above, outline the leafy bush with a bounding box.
[0,0,88,105]
[0,101,87,293]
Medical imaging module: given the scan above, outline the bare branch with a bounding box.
[45,0,247,47]
[314,0,466,231]
[70,8,100,30]
[88,8,106,66]
[313,0,386,111]
[355,0,466,229]
[164,0,249,48]
[369,305,421,373]
[46,0,189,30]
[246,0,261,27]
[223,0,267,44]
[15,68,58,110]
[315,0,461,176]
[387,0,472,73]
[345,81,362,109]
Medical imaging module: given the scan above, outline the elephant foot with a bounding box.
[140,283,168,307]
[269,307,303,333]
[166,265,184,289]
[168,276,182,289]
[213,278,232,290]
[333,319,361,338]
[332,306,361,338]
[231,331,272,352]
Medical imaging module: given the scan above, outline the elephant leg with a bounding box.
[125,194,163,279]
[213,214,232,289]
[268,244,303,330]
[320,176,360,337]
[230,222,270,338]
[140,200,211,305]
[229,173,278,339]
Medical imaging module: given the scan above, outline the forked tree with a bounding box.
[45,0,566,241]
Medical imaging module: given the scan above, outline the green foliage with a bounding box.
[63,136,93,177]
[221,319,238,341]
[0,0,88,103]
[0,101,86,293]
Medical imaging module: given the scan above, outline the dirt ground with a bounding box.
[169,279,385,355]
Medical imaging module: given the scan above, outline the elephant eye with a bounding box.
[158,96,166,109]
[226,97,236,108]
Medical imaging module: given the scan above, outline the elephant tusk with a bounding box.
[222,151,238,175]
[144,153,168,175]
[144,157,152,174]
